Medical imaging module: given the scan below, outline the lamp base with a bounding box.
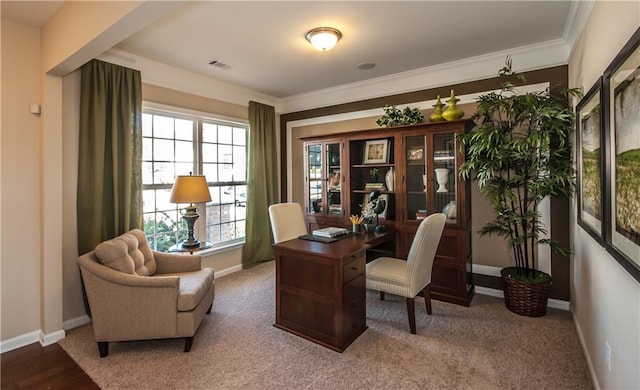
[181,205,202,249]
[179,239,201,249]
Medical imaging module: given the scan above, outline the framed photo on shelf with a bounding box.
[603,26,640,282]
[363,139,389,164]
[575,76,605,245]
[407,145,424,161]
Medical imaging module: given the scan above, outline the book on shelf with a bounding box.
[364,182,386,190]
[434,150,454,161]
[416,209,428,220]
[312,227,349,238]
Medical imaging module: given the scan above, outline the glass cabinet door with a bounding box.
[306,143,323,214]
[432,132,457,223]
[305,141,343,217]
[404,131,458,224]
[404,135,427,221]
[326,142,342,216]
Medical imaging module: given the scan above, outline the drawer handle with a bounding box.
[350,266,358,271]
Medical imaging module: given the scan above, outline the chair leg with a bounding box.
[184,336,194,352]
[98,342,109,358]
[380,291,385,301]
[424,284,432,315]
[406,297,416,334]
[206,303,212,314]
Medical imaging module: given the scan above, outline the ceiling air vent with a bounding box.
[208,60,230,70]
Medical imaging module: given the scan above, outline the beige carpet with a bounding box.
[59,261,593,389]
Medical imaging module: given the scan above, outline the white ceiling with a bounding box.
[2,1,588,101]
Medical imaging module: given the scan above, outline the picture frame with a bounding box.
[603,26,640,282]
[575,76,605,245]
[363,139,389,164]
[407,145,424,161]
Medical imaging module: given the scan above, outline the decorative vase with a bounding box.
[429,95,445,122]
[352,223,361,233]
[435,168,450,192]
[385,167,395,191]
[442,200,456,219]
[442,90,464,121]
[422,174,427,192]
[501,267,552,317]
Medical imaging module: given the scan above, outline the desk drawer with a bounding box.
[342,252,365,284]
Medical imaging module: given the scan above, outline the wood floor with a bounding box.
[1,342,98,389]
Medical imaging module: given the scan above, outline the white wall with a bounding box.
[568,2,640,389]
[1,1,187,351]
[1,19,43,344]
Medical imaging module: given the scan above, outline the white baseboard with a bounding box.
[474,285,570,311]
[474,286,505,298]
[0,330,40,354]
[40,329,65,346]
[63,315,91,330]
[215,264,242,278]
[472,264,502,277]
[572,309,600,390]
[0,316,90,354]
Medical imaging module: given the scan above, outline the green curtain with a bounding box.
[241,101,278,268]
[77,59,143,255]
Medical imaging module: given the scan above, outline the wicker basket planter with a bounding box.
[501,267,552,317]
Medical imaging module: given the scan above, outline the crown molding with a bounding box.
[563,0,596,59]
[279,39,571,114]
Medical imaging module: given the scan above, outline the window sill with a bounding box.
[199,241,244,258]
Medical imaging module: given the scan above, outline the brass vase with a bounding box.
[442,90,464,121]
[429,95,445,122]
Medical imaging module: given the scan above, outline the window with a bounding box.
[142,109,247,252]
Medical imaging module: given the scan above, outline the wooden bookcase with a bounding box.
[301,119,474,306]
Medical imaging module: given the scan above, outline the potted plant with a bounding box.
[457,58,581,317]
[376,105,425,127]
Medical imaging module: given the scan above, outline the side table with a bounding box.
[168,242,213,255]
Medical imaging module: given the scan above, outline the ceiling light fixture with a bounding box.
[306,27,342,51]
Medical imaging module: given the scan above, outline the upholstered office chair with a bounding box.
[366,213,447,334]
[268,202,308,243]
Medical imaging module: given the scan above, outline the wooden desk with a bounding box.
[273,231,394,352]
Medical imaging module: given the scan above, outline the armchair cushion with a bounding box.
[163,269,215,311]
[95,229,157,276]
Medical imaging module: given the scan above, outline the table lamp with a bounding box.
[170,173,212,248]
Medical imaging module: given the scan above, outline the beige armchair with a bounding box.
[77,229,215,357]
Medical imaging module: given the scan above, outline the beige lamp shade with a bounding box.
[169,175,212,204]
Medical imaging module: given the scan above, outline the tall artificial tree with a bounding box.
[458,58,581,281]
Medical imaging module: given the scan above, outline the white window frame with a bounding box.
[142,102,248,253]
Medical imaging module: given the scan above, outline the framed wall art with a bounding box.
[576,76,605,245]
[363,139,389,164]
[603,26,640,282]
